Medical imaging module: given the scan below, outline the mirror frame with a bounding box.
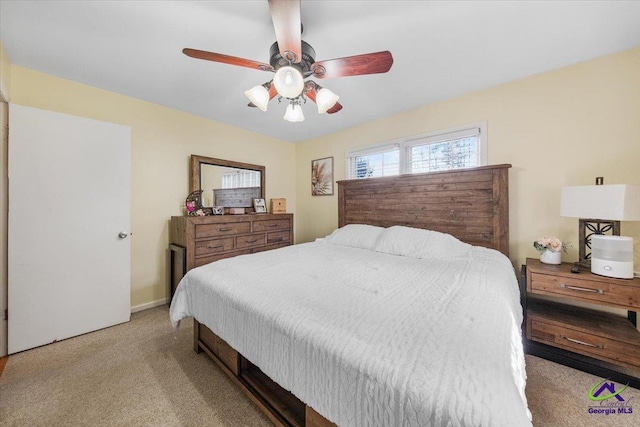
[189,155,266,207]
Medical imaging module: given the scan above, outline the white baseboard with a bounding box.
[131,298,168,314]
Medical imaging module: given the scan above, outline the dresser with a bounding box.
[169,214,293,298]
[523,258,640,387]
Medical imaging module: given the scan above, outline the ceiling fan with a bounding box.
[182,0,394,122]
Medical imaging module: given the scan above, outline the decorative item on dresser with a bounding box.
[169,214,293,299]
[522,258,640,388]
[270,198,287,214]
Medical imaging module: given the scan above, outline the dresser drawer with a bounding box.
[253,219,290,232]
[267,230,290,244]
[236,233,266,249]
[529,272,640,310]
[194,249,251,267]
[195,237,235,256]
[253,242,290,254]
[195,221,251,239]
[529,318,640,370]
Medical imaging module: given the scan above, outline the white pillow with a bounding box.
[324,224,385,250]
[373,225,471,259]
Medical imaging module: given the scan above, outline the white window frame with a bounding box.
[346,122,487,179]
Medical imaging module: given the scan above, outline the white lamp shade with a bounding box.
[560,184,640,220]
[316,88,339,114]
[283,103,304,122]
[244,85,270,112]
[273,66,304,99]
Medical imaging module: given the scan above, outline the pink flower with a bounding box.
[548,238,563,252]
[533,236,571,254]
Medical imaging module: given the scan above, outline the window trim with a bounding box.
[346,122,487,179]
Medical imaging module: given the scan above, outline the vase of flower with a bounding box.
[533,236,571,265]
[539,248,562,265]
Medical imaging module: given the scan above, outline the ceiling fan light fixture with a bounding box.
[244,84,270,112]
[315,87,340,114]
[273,66,304,99]
[283,102,305,122]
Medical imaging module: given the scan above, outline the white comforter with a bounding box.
[170,233,531,426]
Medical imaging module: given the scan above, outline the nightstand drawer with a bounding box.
[529,272,640,310]
[529,318,640,370]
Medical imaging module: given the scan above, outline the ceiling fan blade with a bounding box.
[183,48,274,72]
[268,0,302,63]
[304,82,343,114]
[311,51,393,78]
[248,84,279,108]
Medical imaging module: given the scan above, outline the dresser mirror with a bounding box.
[189,155,265,208]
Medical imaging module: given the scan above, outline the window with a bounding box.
[347,123,486,179]
[221,170,261,188]
[348,144,400,179]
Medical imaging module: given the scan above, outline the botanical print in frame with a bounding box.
[311,157,334,196]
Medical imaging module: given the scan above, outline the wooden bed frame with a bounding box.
[192,164,512,426]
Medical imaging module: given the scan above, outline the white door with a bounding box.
[8,104,130,354]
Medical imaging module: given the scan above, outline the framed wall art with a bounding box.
[311,157,334,196]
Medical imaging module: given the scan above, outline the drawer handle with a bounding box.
[271,237,284,242]
[268,224,279,228]
[560,335,604,349]
[207,244,224,249]
[245,239,258,243]
[560,283,604,294]
[218,227,232,232]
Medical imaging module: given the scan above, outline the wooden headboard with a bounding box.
[337,164,511,257]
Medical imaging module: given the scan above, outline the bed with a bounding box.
[170,164,532,426]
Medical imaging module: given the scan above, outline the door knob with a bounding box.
[118,232,129,239]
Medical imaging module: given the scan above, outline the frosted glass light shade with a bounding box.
[316,87,339,113]
[560,184,640,220]
[283,103,304,122]
[244,85,270,111]
[273,66,304,99]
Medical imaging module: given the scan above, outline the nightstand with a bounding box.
[522,258,640,388]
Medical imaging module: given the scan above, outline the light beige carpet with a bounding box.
[0,305,638,426]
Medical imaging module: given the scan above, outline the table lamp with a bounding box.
[560,177,640,277]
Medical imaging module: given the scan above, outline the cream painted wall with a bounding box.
[3,44,639,314]
[0,42,11,101]
[295,47,640,271]
[8,65,296,308]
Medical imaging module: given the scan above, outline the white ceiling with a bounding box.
[1,1,639,143]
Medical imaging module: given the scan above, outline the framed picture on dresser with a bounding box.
[253,198,267,213]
